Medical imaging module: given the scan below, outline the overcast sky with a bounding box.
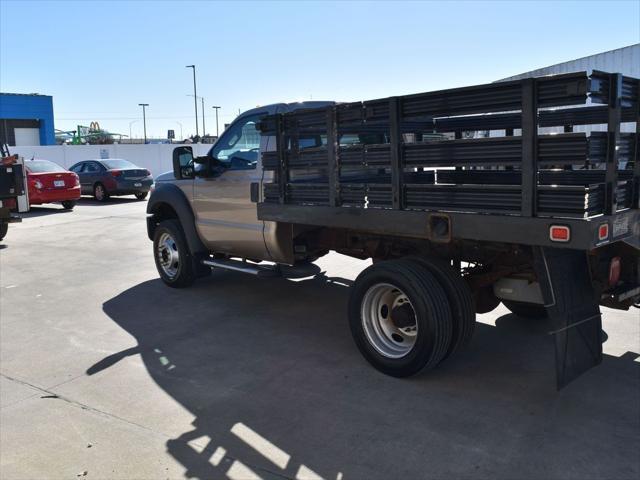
[1,0,638,139]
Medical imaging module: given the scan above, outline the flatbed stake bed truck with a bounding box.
[147,71,639,389]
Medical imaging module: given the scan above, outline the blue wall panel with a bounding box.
[0,94,55,145]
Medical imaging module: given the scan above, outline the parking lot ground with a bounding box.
[1,199,639,480]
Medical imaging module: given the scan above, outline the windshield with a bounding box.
[26,160,66,173]
[101,159,137,169]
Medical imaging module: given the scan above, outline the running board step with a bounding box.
[201,258,281,277]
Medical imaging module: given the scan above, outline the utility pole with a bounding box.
[211,106,221,137]
[201,97,205,137]
[138,104,149,144]
[185,65,198,137]
[128,120,138,142]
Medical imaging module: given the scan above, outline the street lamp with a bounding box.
[138,104,149,144]
[185,65,198,137]
[201,97,206,136]
[128,120,138,142]
[211,106,221,137]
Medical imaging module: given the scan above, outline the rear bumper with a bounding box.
[112,178,153,195]
[29,186,81,204]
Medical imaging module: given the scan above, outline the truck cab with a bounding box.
[149,101,332,269]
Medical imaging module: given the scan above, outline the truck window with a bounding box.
[210,114,263,168]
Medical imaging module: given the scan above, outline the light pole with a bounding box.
[201,97,206,136]
[176,121,183,141]
[138,104,149,144]
[211,106,221,137]
[185,65,198,137]
[128,120,138,142]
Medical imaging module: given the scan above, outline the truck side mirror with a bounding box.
[172,146,194,179]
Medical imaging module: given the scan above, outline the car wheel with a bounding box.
[502,300,548,319]
[93,183,109,202]
[61,200,76,210]
[348,259,452,377]
[135,192,148,200]
[153,219,197,288]
[0,222,7,241]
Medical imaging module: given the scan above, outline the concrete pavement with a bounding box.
[1,199,639,480]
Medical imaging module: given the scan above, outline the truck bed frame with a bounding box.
[257,71,639,251]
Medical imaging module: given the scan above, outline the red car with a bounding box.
[25,159,81,210]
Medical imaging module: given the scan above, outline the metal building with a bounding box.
[0,93,56,146]
[498,44,639,81]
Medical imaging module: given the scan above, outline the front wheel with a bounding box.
[61,200,76,210]
[135,192,148,200]
[153,219,197,288]
[348,260,452,377]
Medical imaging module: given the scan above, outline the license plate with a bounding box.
[54,180,65,187]
[134,182,142,187]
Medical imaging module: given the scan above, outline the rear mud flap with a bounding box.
[533,247,603,389]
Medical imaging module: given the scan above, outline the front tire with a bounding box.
[349,260,452,377]
[153,219,197,288]
[61,200,76,210]
[135,192,148,200]
[93,183,109,202]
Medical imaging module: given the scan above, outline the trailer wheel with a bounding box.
[400,257,475,359]
[502,300,548,319]
[348,260,452,377]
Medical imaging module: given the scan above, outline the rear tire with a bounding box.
[502,300,547,319]
[93,183,108,202]
[401,257,475,359]
[135,192,148,200]
[61,200,76,210]
[348,260,452,377]
[153,219,197,288]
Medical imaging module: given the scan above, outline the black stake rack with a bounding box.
[257,71,639,250]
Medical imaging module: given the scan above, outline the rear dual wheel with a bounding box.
[349,258,474,377]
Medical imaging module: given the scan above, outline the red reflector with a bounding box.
[598,223,609,241]
[550,225,570,242]
[110,170,122,177]
[609,257,621,287]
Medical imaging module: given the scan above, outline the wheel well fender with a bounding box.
[147,183,207,256]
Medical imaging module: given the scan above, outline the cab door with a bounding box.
[192,111,270,259]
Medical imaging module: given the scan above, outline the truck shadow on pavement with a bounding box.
[95,271,640,480]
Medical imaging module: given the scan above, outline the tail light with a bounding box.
[608,257,621,287]
[549,225,570,242]
[110,170,122,177]
[73,174,80,186]
[598,223,609,242]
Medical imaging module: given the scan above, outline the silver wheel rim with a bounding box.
[157,232,180,278]
[95,185,105,200]
[361,283,418,358]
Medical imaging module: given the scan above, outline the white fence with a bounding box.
[9,144,212,178]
